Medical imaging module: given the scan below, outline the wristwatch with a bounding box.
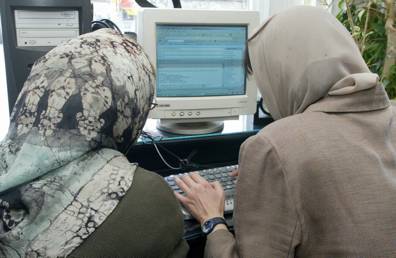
[201,217,227,235]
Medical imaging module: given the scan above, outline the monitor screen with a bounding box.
[156,24,247,97]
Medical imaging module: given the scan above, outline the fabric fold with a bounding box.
[0,29,155,257]
[328,73,379,96]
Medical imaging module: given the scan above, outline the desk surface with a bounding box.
[129,115,273,175]
[139,115,258,143]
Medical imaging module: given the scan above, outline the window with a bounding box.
[92,0,138,33]
[155,0,249,10]
[91,0,251,33]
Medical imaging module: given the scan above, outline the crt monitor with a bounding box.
[137,9,260,135]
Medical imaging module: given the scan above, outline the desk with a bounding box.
[128,115,272,176]
[127,115,273,257]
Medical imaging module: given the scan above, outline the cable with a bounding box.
[135,0,157,8]
[172,0,182,8]
[140,131,182,170]
[101,19,122,34]
[140,131,214,171]
[91,19,122,34]
[153,143,181,170]
[140,131,216,171]
[258,97,271,116]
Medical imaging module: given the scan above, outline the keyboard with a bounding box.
[165,165,238,220]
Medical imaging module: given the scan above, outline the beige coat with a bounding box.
[205,6,396,258]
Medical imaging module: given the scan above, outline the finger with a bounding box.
[179,174,196,187]
[175,176,191,194]
[229,170,239,177]
[211,181,224,193]
[174,191,189,204]
[190,172,208,184]
[175,193,201,221]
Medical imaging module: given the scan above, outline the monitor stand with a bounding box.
[157,120,224,135]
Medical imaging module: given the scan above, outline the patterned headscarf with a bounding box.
[0,29,154,257]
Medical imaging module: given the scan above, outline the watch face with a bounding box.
[201,217,226,235]
[202,220,214,234]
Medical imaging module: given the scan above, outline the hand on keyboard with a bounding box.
[174,173,225,224]
[165,165,238,220]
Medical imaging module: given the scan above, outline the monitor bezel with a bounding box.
[137,9,260,120]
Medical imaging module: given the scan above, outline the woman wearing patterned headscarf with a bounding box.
[175,6,396,258]
[0,29,188,257]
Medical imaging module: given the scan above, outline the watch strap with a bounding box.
[201,217,227,235]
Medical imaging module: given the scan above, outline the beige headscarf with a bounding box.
[248,6,383,120]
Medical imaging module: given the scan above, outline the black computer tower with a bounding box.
[0,0,93,113]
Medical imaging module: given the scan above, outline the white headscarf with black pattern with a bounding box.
[0,29,155,257]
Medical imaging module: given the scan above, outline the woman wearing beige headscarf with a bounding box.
[175,6,396,258]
